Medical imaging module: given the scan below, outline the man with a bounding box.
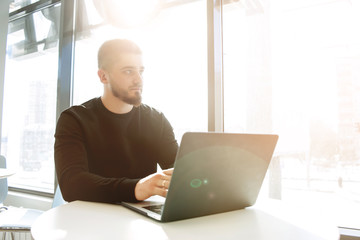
[54,39,178,203]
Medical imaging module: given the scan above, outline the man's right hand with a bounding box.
[134,168,173,201]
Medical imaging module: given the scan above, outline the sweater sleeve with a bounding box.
[54,111,140,203]
[156,112,179,170]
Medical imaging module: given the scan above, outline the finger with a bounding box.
[157,178,171,189]
[155,172,171,181]
[159,179,166,188]
[163,174,172,182]
[162,168,174,176]
[156,173,170,181]
[159,178,170,188]
[155,187,168,198]
[165,180,171,189]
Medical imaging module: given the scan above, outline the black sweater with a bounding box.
[54,97,178,203]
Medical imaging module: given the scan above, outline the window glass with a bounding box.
[1,4,60,193]
[72,0,208,141]
[9,0,42,13]
[223,0,360,228]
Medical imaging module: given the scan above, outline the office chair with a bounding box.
[0,155,66,240]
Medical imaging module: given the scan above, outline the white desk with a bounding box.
[31,199,339,240]
[0,168,15,179]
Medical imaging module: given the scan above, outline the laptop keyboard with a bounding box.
[144,204,164,214]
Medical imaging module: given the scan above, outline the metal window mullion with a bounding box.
[9,0,61,22]
[207,0,224,132]
[54,0,76,190]
[0,0,12,151]
[56,0,76,119]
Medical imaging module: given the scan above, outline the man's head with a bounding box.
[97,39,144,107]
[98,39,142,70]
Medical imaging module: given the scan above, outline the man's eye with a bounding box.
[122,69,144,75]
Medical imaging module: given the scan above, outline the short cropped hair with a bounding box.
[97,39,142,69]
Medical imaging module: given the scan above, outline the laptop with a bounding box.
[121,132,278,222]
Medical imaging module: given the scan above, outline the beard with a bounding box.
[111,85,142,107]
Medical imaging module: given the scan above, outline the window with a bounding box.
[1,3,60,193]
[2,0,360,231]
[72,0,208,141]
[9,0,42,13]
[223,0,360,229]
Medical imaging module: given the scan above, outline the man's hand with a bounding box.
[134,168,174,201]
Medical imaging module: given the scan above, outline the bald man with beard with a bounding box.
[54,39,178,203]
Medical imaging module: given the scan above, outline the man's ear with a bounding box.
[98,69,108,83]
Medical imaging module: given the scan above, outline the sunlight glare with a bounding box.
[110,0,161,27]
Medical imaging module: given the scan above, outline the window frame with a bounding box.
[1,0,224,197]
[1,0,61,198]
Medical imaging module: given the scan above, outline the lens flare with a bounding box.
[190,179,202,188]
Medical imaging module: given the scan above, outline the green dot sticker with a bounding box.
[190,179,202,188]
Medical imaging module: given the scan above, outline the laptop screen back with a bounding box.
[161,132,278,222]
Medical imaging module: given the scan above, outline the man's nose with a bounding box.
[133,71,143,82]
